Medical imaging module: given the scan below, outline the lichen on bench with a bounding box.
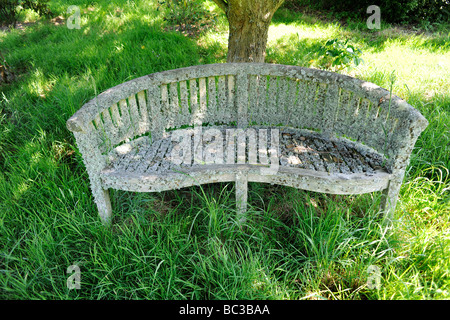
[67,63,428,224]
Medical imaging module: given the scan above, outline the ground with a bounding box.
[0,0,449,300]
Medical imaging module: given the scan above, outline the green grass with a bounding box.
[0,0,449,300]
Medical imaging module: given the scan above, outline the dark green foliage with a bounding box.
[0,0,52,27]
[0,0,16,26]
[288,0,449,24]
[157,0,218,36]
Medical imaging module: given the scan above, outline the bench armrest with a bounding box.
[66,75,154,133]
[387,98,429,171]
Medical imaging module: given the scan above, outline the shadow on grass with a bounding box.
[0,14,203,146]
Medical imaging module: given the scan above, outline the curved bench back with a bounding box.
[67,63,428,170]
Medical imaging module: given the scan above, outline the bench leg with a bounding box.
[380,172,404,224]
[235,172,248,224]
[92,184,113,225]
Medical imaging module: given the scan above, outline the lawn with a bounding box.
[0,0,449,300]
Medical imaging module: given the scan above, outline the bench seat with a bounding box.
[100,126,391,195]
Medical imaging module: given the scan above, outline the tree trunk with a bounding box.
[213,0,284,63]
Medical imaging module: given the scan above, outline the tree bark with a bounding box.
[212,0,284,63]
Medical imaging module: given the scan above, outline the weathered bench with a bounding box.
[67,63,428,224]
